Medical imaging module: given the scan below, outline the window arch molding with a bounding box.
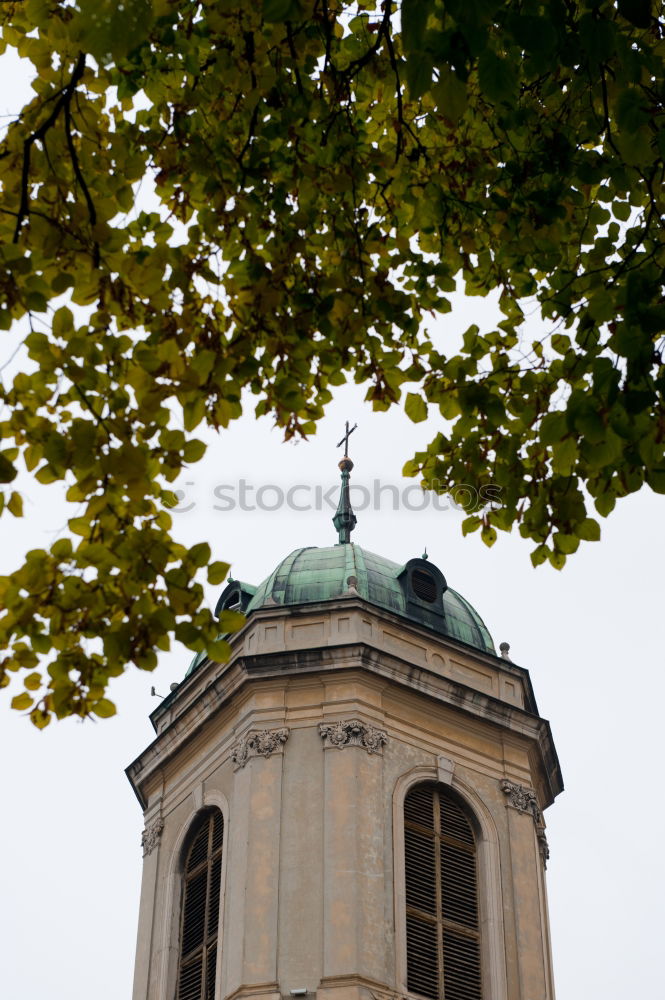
[157,790,230,1000]
[392,766,507,1000]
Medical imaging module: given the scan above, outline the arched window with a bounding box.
[404,783,481,1000]
[178,809,224,1000]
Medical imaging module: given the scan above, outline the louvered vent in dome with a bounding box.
[412,568,437,603]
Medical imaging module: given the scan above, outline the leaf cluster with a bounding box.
[0,0,663,721]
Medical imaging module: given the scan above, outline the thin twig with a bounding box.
[63,88,99,267]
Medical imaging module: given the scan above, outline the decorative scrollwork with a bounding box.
[141,818,164,857]
[500,779,542,820]
[319,718,388,755]
[500,779,550,867]
[231,727,289,769]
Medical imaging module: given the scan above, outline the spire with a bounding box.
[333,421,358,544]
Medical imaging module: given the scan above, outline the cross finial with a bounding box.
[336,420,357,458]
[333,422,358,544]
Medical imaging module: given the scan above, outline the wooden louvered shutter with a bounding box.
[178,810,224,1000]
[405,783,481,1000]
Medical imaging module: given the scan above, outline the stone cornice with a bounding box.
[126,637,562,810]
[151,595,540,726]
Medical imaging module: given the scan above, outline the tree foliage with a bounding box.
[0,0,663,723]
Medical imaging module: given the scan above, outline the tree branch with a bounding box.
[63,85,99,267]
[13,52,87,243]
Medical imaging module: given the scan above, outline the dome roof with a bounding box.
[242,544,495,654]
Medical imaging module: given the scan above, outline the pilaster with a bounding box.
[321,718,389,988]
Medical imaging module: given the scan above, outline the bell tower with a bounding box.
[127,446,562,1000]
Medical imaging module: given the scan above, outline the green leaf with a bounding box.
[594,491,616,516]
[183,397,206,431]
[548,550,566,570]
[540,412,567,446]
[7,492,23,517]
[189,542,211,567]
[51,538,73,558]
[0,454,17,483]
[461,515,481,536]
[551,438,578,474]
[183,439,207,463]
[405,53,434,99]
[77,0,155,62]
[208,639,232,662]
[68,516,91,537]
[646,469,665,494]
[262,0,301,23]
[36,465,59,485]
[616,88,649,133]
[11,692,34,711]
[478,51,517,103]
[405,392,428,423]
[208,561,230,585]
[432,67,468,122]
[553,532,579,555]
[218,609,246,633]
[176,622,202,647]
[51,272,75,294]
[401,0,433,55]
[577,517,601,541]
[530,545,548,567]
[481,525,497,547]
[53,307,74,336]
[30,708,51,730]
[92,698,117,719]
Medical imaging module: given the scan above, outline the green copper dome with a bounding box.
[243,544,495,654]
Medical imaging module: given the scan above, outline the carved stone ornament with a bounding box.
[500,779,550,867]
[141,818,164,857]
[319,718,388,755]
[537,828,550,866]
[231,727,289,769]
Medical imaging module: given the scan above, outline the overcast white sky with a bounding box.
[1,35,664,1000]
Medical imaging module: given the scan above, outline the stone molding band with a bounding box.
[319,718,388,755]
[141,818,164,857]
[231,727,290,769]
[500,778,550,866]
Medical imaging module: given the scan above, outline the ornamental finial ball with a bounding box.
[338,456,354,472]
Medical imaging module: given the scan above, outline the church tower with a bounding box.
[127,446,562,1000]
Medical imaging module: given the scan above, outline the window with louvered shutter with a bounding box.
[404,783,481,1000]
[177,809,224,1000]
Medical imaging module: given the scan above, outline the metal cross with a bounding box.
[336,420,357,457]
